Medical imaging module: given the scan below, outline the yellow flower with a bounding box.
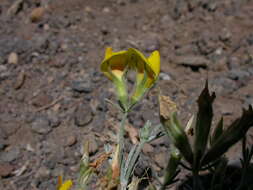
[128,48,160,105]
[57,176,73,190]
[101,47,129,81]
[101,47,129,111]
[100,47,160,111]
[128,48,160,88]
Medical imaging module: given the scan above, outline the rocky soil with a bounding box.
[0,0,253,189]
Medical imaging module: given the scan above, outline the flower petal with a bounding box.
[105,47,113,60]
[147,50,160,78]
[128,48,155,78]
[59,180,73,190]
[101,48,128,80]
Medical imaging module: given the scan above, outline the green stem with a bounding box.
[118,112,128,167]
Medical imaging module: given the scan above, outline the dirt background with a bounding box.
[0,0,253,189]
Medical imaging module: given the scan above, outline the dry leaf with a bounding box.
[159,95,177,120]
[89,152,111,170]
[126,124,139,144]
[14,70,25,89]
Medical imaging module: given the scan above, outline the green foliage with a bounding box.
[159,81,253,190]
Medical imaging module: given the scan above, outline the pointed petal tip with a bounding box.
[105,47,113,59]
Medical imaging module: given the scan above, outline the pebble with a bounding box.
[102,7,110,13]
[154,152,168,169]
[65,135,77,147]
[142,36,160,52]
[88,137,99,155]
[48,114,61,128]
[0,163,14,177]
[74,104,93,127]
[43,24,50,31]
[0,147,20,162]
[51,167,64,177]
[174,55,210,67]
[219,28,232,42]
[14,70,26,89]
[142,143,154,154]
[30,7,45,23]
[227,69,250,81]
[0,56,4,65]
[210,77,237,94]
[7,0,23,16]
[8,52,18,64]
[0,138,7,151]
[35,166,51,179]
[0,65,9,80]
[31,116,52,134]
[72,80,92,93]
[134,156,150,177]
[227,56,240,69]
[1,121,20,136]
[159,72,171,81]
[32,93,53,107]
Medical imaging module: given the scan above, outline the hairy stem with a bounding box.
[118,112,128,167]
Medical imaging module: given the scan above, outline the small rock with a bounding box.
[0,65,9,80]
[60,43,68,51]
[32,93,53,107]
[14,70,25,89]
[72,80,92,93]
[117,0,127,5]
[7,0,23,16]
[51,167,64,178]
[0,138,7,151]
[219,28,232,42]
[142,143,154,154]
[0,56,4,65]
[0,163,14,177]
[31,116,52,134]
[174,55,210,67]
[102,7,110,13]
[48,114,61,128]
[197,36,216,55]
[210,77,237,94]
[65,135,77,147]
[35,166,50,179]
[43,24,50,31]
[134,156,150,177]
[207,2,217,11]
[227,57,240,69]
[8,52,18,64]
[1,122,20,136]
[154,152,168,169]
[175,44,198,56]
[159,72,171,81]
[142,36,160,52]
[60,157,77,165]
[227,69,250,81]
[150,135,170,147]
[69,165,79,172]
[217,97,240,116]
[30,7,45,23]
[0,147,20,162]
[74,104,93,127]
[90,113,106,132]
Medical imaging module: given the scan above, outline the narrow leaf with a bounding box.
[202,105,253,165]
[194,81,215,167]
[210,117,224,146]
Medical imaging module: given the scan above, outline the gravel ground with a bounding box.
[0,0,253,189]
